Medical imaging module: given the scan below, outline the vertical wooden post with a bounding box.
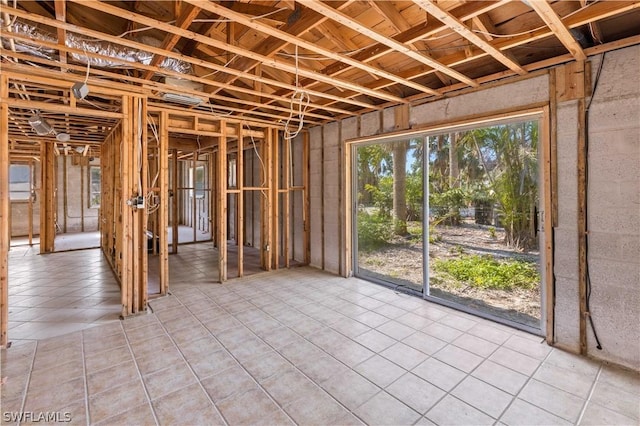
[159,111,169,295]
[263,130,273,271]
[40,140,56,253]
[303,131,310,265]
[121,96,132,316]
[217,124,228,282]
[272,129,280,270]
[343,135,352,277]
[237,125,244,277]
[27,159,34,246]
[283,132,290,268]
[542,106,555,345]
[192,151,197,242]
[576,60,588,354]
[171,149,179,253]
[0,74,10,347]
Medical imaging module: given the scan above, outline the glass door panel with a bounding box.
[426,120,542,330]
[354,139,424,293]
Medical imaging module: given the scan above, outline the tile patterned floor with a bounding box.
[7,246,121,344]
[2,254,639,425]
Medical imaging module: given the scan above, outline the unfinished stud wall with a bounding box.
[308,43,640,371]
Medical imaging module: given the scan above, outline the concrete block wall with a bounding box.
[307,43,639,371]
[582,48,640,369]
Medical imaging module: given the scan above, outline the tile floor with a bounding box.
[2,251,639,425]
[6,246,121,343]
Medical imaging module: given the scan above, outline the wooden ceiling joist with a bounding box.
[412,0,526,75]
[186,0,442,97]
[298,0,479,88]
[71,0,406,104]
[528,0,587,61]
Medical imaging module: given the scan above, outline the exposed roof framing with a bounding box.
[0,0,638,150]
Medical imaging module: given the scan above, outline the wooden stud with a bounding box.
[283,132,291,269]
[171,149,179,254]
[303,131,311,265]
[217,124,228,282]
[576,61,588,355]
[40,141,56,253]
[542,106,555,345]
[0,74,9,347]
[159,111,169,295]
[550,70,559,228]
[237,125,244,277]
[271,129,280,270]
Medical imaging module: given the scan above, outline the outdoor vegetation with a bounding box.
[356,120,541,326]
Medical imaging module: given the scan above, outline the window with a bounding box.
[89,165,101,208]
[9,164,32,201]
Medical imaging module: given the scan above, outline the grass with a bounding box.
[433,254,539,290]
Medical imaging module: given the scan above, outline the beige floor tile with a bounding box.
[255,326,305,349]
[451,376,513,418]
[355,329,397,353]
[386,372,446,414]
[433,344,484,373]
[533,362,596,399]
[421,322,464,342]
[489,347,541,376]
[87,360,138,395]
[589,380,640,420]
[217,387,281,424]
[499,398,571,426]
[321,369,380,410]
[519,379,585,423]
[152,383,224,426]
[93,402,157,426]
[283,387,350,425]
[426,395,495,425]
[544,349,600,376]
[24,377,85,413]
[354,311,390,328]
[579,401,638,426]
[201,364,256,402]
[355,355,406,388]
[376,320,416,340]
[296,352,351,384]
[598,365,640,396]
[88,379,148,423]
[380,342,429,370]
[135,348,184,376]
[472,360,529,395]
[354,391,421,426]
[143,362,197,400]
[412,357,467,392]
[503,334,552,360]
[240,350,294,382]
[452,333,499,358]
[28,357,84,390]
[262,369,319,405]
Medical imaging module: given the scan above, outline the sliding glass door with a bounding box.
[352,116,544,332]
[354,138,424,293]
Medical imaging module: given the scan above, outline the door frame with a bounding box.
[346,106,553,338]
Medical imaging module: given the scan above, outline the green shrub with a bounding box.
[357,211,393,251]
[488,226,497,239]
[433,255,539,290]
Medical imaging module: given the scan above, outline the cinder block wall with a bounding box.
[307,44,640,371]
[583,48,640,369]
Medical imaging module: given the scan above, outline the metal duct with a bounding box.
[2,19,192,74]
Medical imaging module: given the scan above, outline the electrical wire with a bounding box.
[583,52,606,350]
